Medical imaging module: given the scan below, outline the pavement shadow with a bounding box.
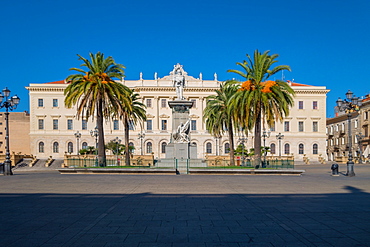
[0,189,369,246]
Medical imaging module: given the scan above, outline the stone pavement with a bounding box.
[0,163,369,246]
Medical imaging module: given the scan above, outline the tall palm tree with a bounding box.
[116,89,146,166]
[64,52,129,166]
[228,50,295,165]
[203,81,239,166]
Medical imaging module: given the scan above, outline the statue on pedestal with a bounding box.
[172,120,190,143]
[173,65,185,100]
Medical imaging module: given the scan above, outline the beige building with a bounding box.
[0,111,31,156]
[26,64,329,162]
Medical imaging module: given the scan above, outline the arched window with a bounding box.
[146,142,152,154]
[129,142,134,153]
[39,142,44,153]
[284,143,290,155]
[68,142,73,153]
[270,143,276,154]
[161,142,167,153]
[206,142,212,154]
[82,142,88,149]
[299,143,304,154]
[313,144,318,154]
[224,143,230,154]
[53,142,59,153]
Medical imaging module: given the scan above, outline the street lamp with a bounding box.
[276,133,284,157]
[0,87,20,176]
[356,133,365,164]
[74,131,81,155]
[336,90,362,176]
[90,126,99,155]
[138,131,145,155]
[113,137,121,166]
[262,128,271,166]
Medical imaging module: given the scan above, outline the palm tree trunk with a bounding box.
[228,119,235,166]
[254,110,262,167]
[97,99,106,166]
[124,120,130,166]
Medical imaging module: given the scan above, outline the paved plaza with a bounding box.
[1,163,370,246]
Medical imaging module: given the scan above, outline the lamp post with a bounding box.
[90,126,99,155]
[138,131,145,155]
[356,133,365,164]
[276,133,284,157]
[0,87,20,176]
[113,137,121,165]
[262,128,271,166]
[74,131,81,155]
[336,90,362,176]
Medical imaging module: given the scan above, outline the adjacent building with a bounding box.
[26,64,329,162]
[0,111,30,156]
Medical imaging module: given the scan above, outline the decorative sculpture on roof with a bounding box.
[173,64,185,100]
[172,119,190,143]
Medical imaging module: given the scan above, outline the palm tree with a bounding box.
[228,50,295,165]
[116,89,146,166]
[203,81,239,166]
[64,52,129,166]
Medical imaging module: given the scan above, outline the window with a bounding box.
[365,111,368,120]
[68,142,73,153]
[129,142,134,153]
[82,142,88,149]
[146,99,152,107]
[355,119,358,128]
[146,142,152,153]
[284,121,290,132]
[299,143,304,154]
[53,119,58,130]
[53,142,59,153]
[147,120,152,131]
[298,121,304,132]
[313,144,318,154]
[113,120,119,130]
[298,101,303,109]
[38,119,44,130]
[53,99,58,107]
[161,142,167,153]
[82,120,87,130]
[161,99,167,108]
[128,120,134,130]
[38,99,43,107]
[224,143,230,154]
[313,101,318,109]
[206,142,212,154]
[39,142,44,153]
[313,121,318,132]
[67,119,73,130]
[161,120,167,130]
[270,143,276,154]
[191,99,196,108]
[270,122,275,132]
[284,143,290,155]
[191,120,197,131]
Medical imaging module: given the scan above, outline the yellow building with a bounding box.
[26,64,329,162]
[0,111,31,156]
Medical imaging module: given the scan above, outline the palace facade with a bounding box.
[26,64,329,162]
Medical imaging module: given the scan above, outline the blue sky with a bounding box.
[1,0,369,117]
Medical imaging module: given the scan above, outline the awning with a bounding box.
[363,145,369,157]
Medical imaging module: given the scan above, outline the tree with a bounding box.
[228,50,295,165]
[203,81,239,166]
[65,52,129,166]
[115,89,146,166]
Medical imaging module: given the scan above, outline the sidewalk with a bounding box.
[0,163,369,246]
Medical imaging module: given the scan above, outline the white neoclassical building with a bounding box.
[26,64,329,162]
